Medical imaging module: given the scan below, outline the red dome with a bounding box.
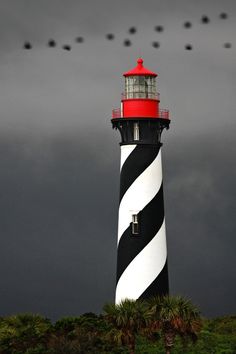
[123,58,157,77]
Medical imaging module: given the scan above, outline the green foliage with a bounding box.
[133,318,236,354]
[104,299,150,353]
[205,315,236,335]
[0,314,52,354]
[146,295,202,353]
[0,305,235,353]
[50,313,121,353]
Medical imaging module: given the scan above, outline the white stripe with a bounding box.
[120,145,137,171]
[115,219,167,304]
[117,150,162,244]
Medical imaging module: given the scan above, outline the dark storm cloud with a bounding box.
[163,130,236,315]
[0,133,119,319]
[0,128,235,319]
[0,0,235,320]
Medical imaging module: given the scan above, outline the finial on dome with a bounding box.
[123,57,157,77]
[137,57,143,66]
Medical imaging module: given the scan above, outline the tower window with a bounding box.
[133,123,139,141]
[132,214,139,234]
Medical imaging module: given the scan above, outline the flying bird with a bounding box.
[23,42,32,49]
[75,37,84,43]
[185,44,193,50]
[20,14,233,54]
[62,45,71,51]
[184,21,192,28]
[154,25,164,32]
[223,42,232,48]
[219,12,228,19]
[106,33,115,40]
[201,15,210,24]
[48,39,56,47]
[129,27,137,34]
[152,41,160,49]
[123,39,132,46]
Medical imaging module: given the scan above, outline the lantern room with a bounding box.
[112,58,169,120]
[111,58,170,144]
[124,76,157,99]
[124,58,157,100]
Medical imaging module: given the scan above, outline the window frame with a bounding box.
[131,214,139,235]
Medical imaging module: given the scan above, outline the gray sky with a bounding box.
[0,0,235,320]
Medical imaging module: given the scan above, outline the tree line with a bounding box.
[0,295,235,354]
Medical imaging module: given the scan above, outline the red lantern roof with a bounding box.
[123,58,157,77]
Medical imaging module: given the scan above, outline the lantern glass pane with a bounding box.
[125,76,157,99]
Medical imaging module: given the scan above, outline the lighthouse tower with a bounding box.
[111,58,170,304]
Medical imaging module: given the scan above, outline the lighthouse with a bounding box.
[111,58,170,303]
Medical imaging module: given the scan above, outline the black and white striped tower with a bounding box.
[111,58,171,303]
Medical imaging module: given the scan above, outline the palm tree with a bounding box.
[147,295,202,354]
[103,299,150,354]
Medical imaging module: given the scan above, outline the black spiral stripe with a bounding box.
[115,142,169,302]
[139,261,169,298]
[116,183,164,284]
[119,145,159,202]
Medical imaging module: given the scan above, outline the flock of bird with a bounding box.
[23,13,232,51]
